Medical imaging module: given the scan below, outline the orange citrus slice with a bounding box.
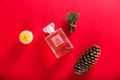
[19,30,33,44]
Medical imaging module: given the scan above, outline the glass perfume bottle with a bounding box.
[43,23,74,58]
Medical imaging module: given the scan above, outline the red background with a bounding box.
[0,0,120,80]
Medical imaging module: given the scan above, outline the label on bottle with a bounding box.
[51,34,64,47]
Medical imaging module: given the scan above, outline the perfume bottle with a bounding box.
[43,23,74,58]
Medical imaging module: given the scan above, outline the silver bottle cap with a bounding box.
[43,23,55,34]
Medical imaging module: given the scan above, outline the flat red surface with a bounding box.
[0,0,120,80]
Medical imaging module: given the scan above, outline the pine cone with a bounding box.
[74,45,101,74]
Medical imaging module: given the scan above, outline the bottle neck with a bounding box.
[48,26,55,34]
[43,23,55,34]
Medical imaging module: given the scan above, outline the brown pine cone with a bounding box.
[74,45,101,74]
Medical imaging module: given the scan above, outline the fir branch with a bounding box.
[66,12,79,33]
